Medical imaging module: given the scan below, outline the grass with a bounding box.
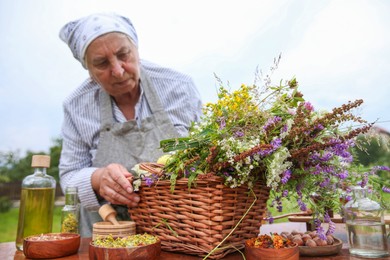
[267,197,301,223]
[0,206,62,243]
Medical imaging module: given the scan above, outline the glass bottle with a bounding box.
[60,186,79,233]
[344,186,389,258]
[15,155,56,251]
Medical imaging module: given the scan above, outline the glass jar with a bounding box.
[15,155,56,251]
[344,186,389,258]
[61,186,79,233]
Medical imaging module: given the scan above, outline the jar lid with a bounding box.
[66,186,78,193]
[31,155,51,168]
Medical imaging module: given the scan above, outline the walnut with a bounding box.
[326,235,334,245]
[292,237,304,246]
[301,234,311,242]
[305,239,317,247]
[315,238,328,246]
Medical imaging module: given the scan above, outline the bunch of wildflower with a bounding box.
[157,65,376,235]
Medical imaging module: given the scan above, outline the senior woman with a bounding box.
[59,12,203,237]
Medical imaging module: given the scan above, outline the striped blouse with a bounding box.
[59,60,203,210]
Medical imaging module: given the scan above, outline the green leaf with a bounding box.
[169,172,178,193]
[187,171,199,190]
[160,128,213,152]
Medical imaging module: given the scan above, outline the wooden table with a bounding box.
[1,238,390,260]
[288,214,390,231]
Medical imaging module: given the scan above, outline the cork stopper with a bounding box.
[31,155,51,168]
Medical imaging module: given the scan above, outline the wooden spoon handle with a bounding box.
[99,204,120,225]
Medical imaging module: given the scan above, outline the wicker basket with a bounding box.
[128,172,270,259]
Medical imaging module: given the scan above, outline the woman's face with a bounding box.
[85,32,140,98]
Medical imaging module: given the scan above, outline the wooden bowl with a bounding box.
[299,237,343,256]
[89,239,161,260]
[245,241,299,260]
[23,233,80,259]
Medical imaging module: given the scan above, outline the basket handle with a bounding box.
[139,163,165,176]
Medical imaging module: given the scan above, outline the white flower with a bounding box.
[266,147,292,188]
[280,118,293,139]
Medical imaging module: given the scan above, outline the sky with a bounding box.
[0,0,389,155]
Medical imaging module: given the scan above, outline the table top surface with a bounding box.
[1,237,390,260]
[288,214,390,224]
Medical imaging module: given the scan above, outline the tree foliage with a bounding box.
[0,138,62,182]
[354,130,390,167]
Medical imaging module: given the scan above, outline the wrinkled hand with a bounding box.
[92,163,140,207]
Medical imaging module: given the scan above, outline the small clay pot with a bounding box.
[244,240,299,260]
[89,240,161,260]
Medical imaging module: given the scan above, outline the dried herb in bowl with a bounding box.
[246,233,295,249]
[92,233,159,248]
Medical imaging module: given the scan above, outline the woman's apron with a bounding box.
[79,67,179,237]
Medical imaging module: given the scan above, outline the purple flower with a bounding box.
[325,213,336,235]
[358,173,369,188]
[316,124,324,130]
[314,219,327,240]
[382,186,390,193]
[257,147,275,157]
[145,177,154,187]
[263,116,282,131]
[324,212,331,223]
[320,178,330,188]
[271,138,282,149]
[275,196,283,212]
[296,184,303,197]
[304,101,314,111]
[320,152,333,162]
[267,216,274,224]
[338,170,348,179]
[218,117,226,130]
[372,166,390,172]
[281,170,292,184]
[329,140,354,163]
[311,164,322,175]
[326,221,336,235]
[282,190,289,197]
[298,198,307,211]
[234,131,244,137]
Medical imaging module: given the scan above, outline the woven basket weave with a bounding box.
[128,172,270,259]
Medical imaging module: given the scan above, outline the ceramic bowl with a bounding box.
[23,233,80,259]
[89,239,161,260]
[244,240,299,260]
[299,237,343,256]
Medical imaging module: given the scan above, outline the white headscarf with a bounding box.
[59,12,138,69]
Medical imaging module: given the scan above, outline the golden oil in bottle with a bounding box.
[15,155,56,251]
